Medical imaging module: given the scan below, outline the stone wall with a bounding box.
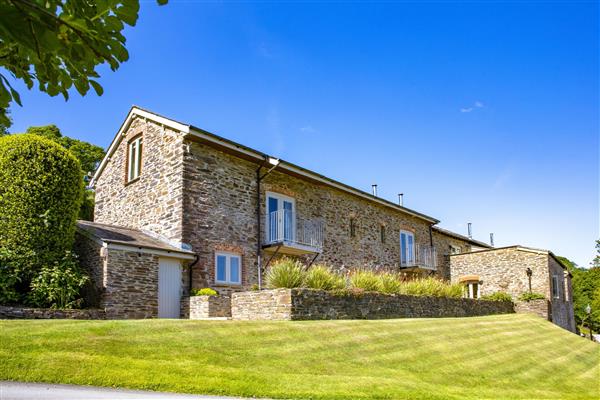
[231,289,514,320]
[449,247,575,332]
[103,248,160,319]
[182,140,478,293]
[431,230,477,280]
[181,295,231,319]
[0,306,105,319]
[73,232,105,307]
[94,116,186,244]
[514,299,550,320]
[547,255,576,332]
[449,248,550,297]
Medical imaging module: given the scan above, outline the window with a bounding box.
[464,282,480,299]
[400,230,415,266]
[127,136,143,182]
[380,225,386,243]
[215,252,241,285]
[450,245,462,255]
[266,192,295,243]
[350,218,356,238]
[551,275,560,299]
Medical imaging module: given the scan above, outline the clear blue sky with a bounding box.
[6,1,599,267]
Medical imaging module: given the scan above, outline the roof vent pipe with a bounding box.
[467,223,472,239]
[372,184,378,197]
[398,193,404,207]
[490,233,495,247]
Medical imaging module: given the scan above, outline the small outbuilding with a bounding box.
[449,246,575,332]
[75,220,196,319]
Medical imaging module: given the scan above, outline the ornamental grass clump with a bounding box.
[265,258,305,288]
[481,292,513,302]
[349,269,383,292]
[378,272,403,294]
[518,292,546,302]
[304,265,346,290]
[400,277,463,298]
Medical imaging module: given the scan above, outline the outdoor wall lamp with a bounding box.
[526,268,533,293]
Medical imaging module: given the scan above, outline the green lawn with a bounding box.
[0,314,598,399]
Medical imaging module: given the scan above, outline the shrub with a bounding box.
[28,251,89,309]
[481,292,513,302]
[378,272,403,294]
[0,135,83,278]
[518,292,546,302]
[0,248,36,304]
[304,265,346,290]
[400,277,463,298]
[265,258,305,288]
[191,288,218,296]
[349,269,383,292]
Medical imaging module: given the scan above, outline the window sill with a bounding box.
[214,282,242,287]
[125,177,140,187]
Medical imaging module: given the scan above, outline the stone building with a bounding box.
[75,106,574,330]
[449,246,575,332]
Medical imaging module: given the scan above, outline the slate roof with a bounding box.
[76,220,194,255]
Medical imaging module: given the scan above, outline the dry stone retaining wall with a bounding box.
[231,289,514,320]
[181,295,231,319]
[0,306,105,319]
[514,299,550,320]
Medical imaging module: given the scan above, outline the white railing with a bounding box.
[266,209,324,250]
[401,244,437,270]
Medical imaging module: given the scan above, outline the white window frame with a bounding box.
[400,230,415,265]
[127,136,143,182]
[214,252,242,285]
[450,245,462,255]
[551,275,560,299]
[464,282,480,299]
[265,191,296,243]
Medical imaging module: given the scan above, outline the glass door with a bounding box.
[400,230,415,266]
[267,193,295,243]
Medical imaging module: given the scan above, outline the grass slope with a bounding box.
[0,314,598,399]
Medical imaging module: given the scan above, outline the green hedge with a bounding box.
[0,135,83,302]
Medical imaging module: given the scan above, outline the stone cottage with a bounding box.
[76,106,574,330]
[449,246,576,332]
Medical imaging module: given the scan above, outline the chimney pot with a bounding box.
[372,184,378,197]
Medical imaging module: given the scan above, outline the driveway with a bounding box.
[0,381,253,400]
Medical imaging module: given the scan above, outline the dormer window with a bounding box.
[127,136,143,182]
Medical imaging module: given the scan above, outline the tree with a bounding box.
[0,134,83,303]
[591,239,600,268]
[21,124,104,220]
[0,109,10,135]
[24,124,105,174]
[559,254,600,333]
[0,0,167,128]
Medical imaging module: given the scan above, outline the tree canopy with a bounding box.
[0,0,167,128]
[24,124,105,174]
[561,247,600,334]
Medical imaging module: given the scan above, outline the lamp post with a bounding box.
[526,268,532,293]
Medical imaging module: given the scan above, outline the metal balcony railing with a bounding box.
[266,209,324,251]
[401,244,437,270]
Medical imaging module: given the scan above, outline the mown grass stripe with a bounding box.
[1,314,598,400]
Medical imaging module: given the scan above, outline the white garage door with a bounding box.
[158,257,182,318]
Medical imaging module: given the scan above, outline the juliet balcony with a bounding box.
[400,244,437,271]
[262,209,324,256]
